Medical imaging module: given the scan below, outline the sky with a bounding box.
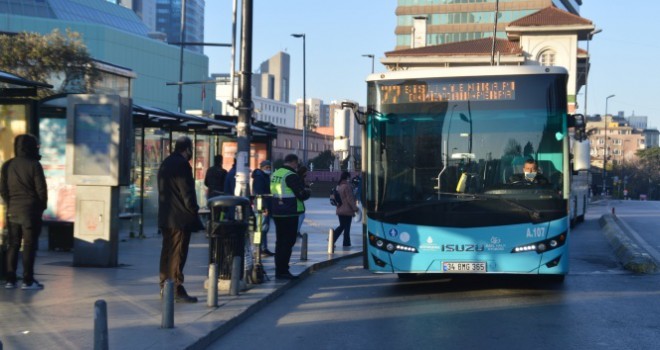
[204,1,660,129]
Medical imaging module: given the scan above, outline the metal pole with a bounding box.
[94,300,109,350]
[177,0,187,112]
[207,263,218,307]
[235,0,253,197]
[302,35,307,164]
[300,233,308,260]
[161,280,174,329]
[229,0,239,113]
[584,29,601,117]
[490,0,499,66]
[603,94,615,195]
[328,229,334,254]
[139,124,145,238]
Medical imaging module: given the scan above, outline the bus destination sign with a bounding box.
[379,80,516,104]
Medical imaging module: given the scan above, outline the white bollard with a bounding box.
[161,280,174,329]
[207,263,218,307]
[94,300,109,350]
[328,229,335,254]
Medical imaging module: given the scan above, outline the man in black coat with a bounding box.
[158,136,204,303]
[1,134,48,290]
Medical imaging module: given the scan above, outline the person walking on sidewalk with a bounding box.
[252,160,274,257]
[204,154,227,199]
[270,154,310,279]
[333,171,359,247]
[1,134,47,290]
[157,136,204,303]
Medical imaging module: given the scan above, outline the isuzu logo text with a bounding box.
[441,244,485,252]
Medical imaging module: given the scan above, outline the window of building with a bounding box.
[539,49,556,67]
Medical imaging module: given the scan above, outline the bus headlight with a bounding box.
[511,232,567,254]
[369,232,418,254]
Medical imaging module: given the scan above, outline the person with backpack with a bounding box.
[332,171,359,247]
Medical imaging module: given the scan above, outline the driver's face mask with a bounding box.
[524,172,537,181]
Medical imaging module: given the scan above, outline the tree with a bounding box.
[0,29,100,97]
[310,150,335,170]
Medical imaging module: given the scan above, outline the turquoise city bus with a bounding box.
[355,66,589,282]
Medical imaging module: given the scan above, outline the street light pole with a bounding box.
[177,0,187,112]
[362,54,375,73]
[235,0,253,197]
[603,94,615,195]
[291,33,307,164]
[583,28,602,117]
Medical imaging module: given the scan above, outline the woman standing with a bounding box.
[333,171,358,247]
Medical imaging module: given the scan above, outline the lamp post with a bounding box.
[177,0,187,112]
[362,54,375,73]
[602,94,615,195]
[583,28,602,117]
[291,33,307,164]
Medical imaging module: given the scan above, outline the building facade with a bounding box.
[395,0,581,50]
[384,7,594,114]
[118,0,157,32]
[587,115,645,169]
[155,0,204,53]
[0,0,209,112]
[254,51,290,103]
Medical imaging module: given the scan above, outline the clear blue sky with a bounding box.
[204,1,660,128]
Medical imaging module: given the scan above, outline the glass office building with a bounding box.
[395,0,581,50]
[155,0,204,53]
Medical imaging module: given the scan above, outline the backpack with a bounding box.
[329,186,343,207]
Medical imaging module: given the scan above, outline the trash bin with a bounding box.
[207,196,250,280]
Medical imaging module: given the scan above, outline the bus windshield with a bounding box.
[366,74,567,227]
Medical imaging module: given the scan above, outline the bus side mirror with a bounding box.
[568,113,587,141]
[573,139,590,171]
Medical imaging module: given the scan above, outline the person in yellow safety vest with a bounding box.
[270,154,311,279]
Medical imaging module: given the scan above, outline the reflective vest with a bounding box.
[270,167,298,217]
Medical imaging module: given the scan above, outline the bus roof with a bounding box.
[366,65,568,82]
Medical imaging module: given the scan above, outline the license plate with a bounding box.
[442,262,487,273]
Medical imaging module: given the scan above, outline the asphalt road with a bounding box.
[209,201,660,350]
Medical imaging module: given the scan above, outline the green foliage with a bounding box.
[310,150,335,170]
[0,29,100,97]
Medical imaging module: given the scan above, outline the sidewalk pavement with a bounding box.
[0,198,362,350]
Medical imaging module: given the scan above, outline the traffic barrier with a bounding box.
[94,300,109,350]
[161,280,174,329]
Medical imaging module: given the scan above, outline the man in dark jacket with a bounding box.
[252,160,273,256]
[158,136,204,303]
[269,154,310,279]
[204,154,227,199]
[1,134,48,290]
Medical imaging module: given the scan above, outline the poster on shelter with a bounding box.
[40,117,75,222]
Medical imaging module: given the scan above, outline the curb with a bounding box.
[187,251,363,349]
[599,214,658,274]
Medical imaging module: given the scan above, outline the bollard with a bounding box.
[208,263,218,307]
[94,300,109,350]
[300,233,308,261]
[161,280,174,329]
[328,229,335,254]
[229,256,242,296]
[612,207,616,215]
